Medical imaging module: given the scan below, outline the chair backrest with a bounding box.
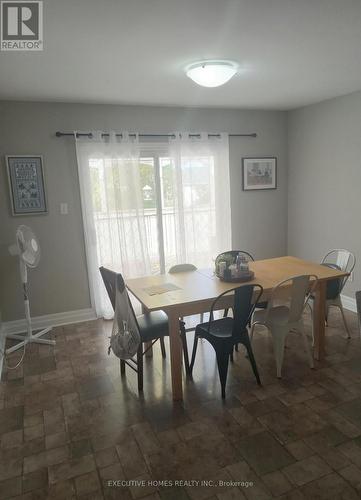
[99,266,139,330]
[270,274,318,323]
[322,249,355,292]
[215,250,254,269]
[169,263,197,274]
[99,266,119,310]
[208,284,263,337]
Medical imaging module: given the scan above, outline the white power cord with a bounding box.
[0,341,27,370]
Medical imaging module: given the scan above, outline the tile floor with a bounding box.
[1,308,361,499]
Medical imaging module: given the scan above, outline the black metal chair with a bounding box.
[99,266,170,391]
[215,250,267,360]
[215,251,268,316]
[190,283,263,398]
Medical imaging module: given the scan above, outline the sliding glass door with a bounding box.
[89,150,218,276]
[76,133,231,317]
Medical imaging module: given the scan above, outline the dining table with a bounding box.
[126,256,349,401]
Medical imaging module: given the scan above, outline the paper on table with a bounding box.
[143,283,181,296]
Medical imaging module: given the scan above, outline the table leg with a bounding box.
[142,305,153,358]
[313,280,326,361]
[167,309,183,401]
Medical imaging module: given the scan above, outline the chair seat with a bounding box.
[196,317,247,340]
[256,301,268,309]
[309,295,341,305]
[253,305,290,326]
[137,311,169,341]
[309,290,340,302]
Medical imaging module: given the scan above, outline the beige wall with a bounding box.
[288,90,361,298]
[0,101,287,321]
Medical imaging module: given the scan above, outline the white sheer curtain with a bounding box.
[76,131,151,318]
[76,130,232,318]
[167,132,231,269]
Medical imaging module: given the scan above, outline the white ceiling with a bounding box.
[1,0,361,110]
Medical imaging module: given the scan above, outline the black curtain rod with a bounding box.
[55,131,257,139]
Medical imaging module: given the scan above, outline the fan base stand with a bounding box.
[6,327,55,355]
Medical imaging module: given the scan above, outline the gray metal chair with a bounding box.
[309,249,356,339]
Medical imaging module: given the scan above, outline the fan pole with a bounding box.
[6,261,55,355]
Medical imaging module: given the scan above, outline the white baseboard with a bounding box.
[341,294,357,313]
[3,308,97,335]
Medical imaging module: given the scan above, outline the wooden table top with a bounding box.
[126,256,348,312]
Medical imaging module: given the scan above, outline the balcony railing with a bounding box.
[94,206,216,276]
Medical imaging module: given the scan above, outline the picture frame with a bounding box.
[242,157,277,191]
[6,155,48,215]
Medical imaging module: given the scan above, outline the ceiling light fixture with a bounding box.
[185,60,238,87]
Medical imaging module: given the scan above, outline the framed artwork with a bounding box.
[6,155,48,215]
[242,157,277,191]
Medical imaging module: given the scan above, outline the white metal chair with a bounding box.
[250,274,318,378]
[309,249,355,339]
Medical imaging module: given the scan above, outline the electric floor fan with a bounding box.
[6,225,55,355]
